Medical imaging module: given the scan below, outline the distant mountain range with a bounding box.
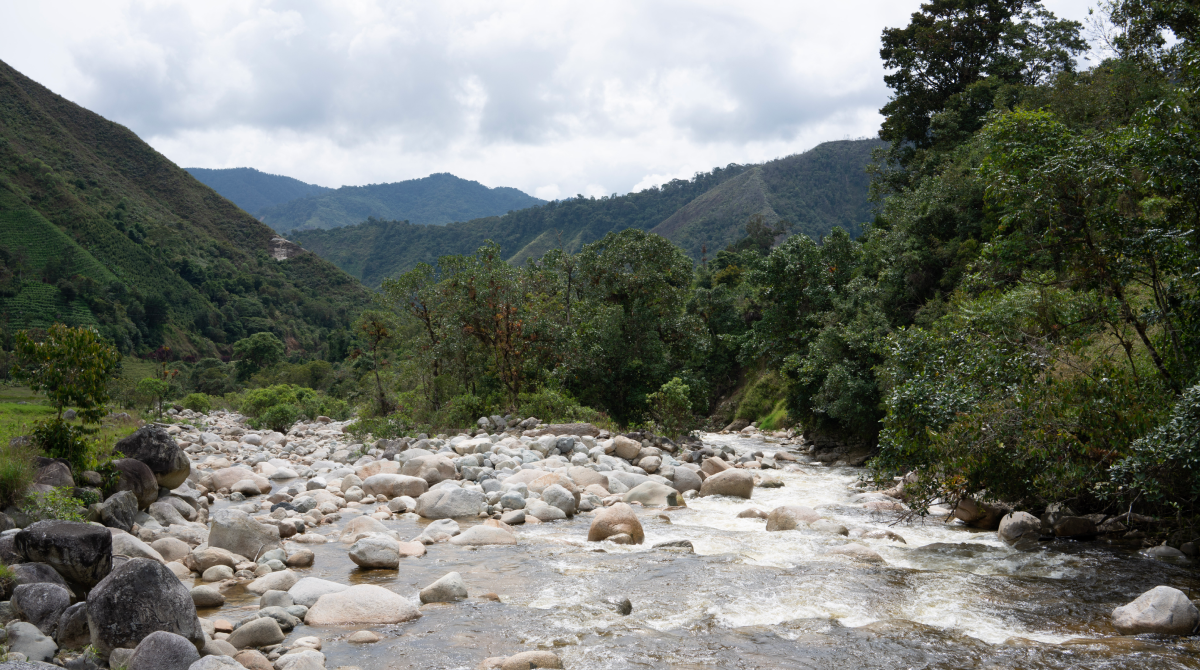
[185,167,332,218]
[190,169,546,233]
[0,59,369,357]
[289,139,884,287]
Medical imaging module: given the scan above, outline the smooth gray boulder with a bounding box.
[669,467,702,493]
[998,512,1042,551]
[414,487,485,519]
[208,509,281,559]
[111,458,160,509]
[541,484,576,516]
[86,558,205,656]
[448,526,516,546]
[226,616,284,649]
[418,572,468,604]
[623,481,683,507]
[698,469,754,499]
[348,536,400,569]
[55,602,89,650]
[15,520,113,589]
[1112,585,1199,635]
[11,582,70,635]
[5,621,57,662]
[190,656,245,670]
[765,505,821,531]
[361,474,427,499]
[287,577,349,608]
[127,630,201,670]
[115,425,192,489]
[97,490,139,532]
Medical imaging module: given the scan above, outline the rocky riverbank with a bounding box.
[0,411,1197,669]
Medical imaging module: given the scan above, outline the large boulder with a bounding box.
[1112,586,1199,635]
[186,547,236,573]
[952,497,1005,530]
[998,512,1042,551]
[623,482,684,507]
[56,601,90,649]
[110,458,160,509]
[419,572,467,604]
[11,582,71,635]
[448,526,516,546]
[401,455,457,485]
[86,558,205,656]
[541,484,577,517]
[5,620,58,662]
[698,469,754,499]
[127,630,200,670]
[587,503,644,544]
[348,537,400,569]
[287,577,349,608]
[10,563,70,592]
[226,617,284,650]
[670,467,702,493]
[115,426,192,489]
[34,461,74,488]
[304,584,421,625]
[414,487,486,519]
[361,474,427,499]
[15,520,113,589]
[97,490,139,532]
[245,569,299,595]
[611,436,641,461]
[208,509,281,559]
[765,505,821,531]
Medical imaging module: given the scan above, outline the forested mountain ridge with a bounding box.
[0,59,370,358]
[290,139,881,287]
[185,167,332,218]
[257,172,546,232]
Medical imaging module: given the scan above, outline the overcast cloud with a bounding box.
[0,0,1099,199]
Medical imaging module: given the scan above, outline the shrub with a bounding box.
[181,393,212,414]
[239,384,349,431]
[345,413,411,440]
[647,377,695,439]
[256,404,301,433]
[22,487,86,522]
[734,371,785,422]
[0,442,35,509]
[1106,383,1200,516]
[517,387,600,425]
[135,377,173,420]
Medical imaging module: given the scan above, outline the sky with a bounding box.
[0,0,1102,199]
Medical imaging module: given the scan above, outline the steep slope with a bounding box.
[291,140,882,287]
[258,172,545,232]
[185,167,331,217]
[0,59,370,357]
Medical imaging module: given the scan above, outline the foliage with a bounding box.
[0,441,34,509]
[181,392,212,413]
[517,387,600,425]
[136,377,173,420]
[344,413,412,440]
[734,371,786,422]
[21,487,86,523]
[647,377,695,439]
[256,404,301,433]
[232,332,285,380]
[1106,383,1200,514]
[237,384,349,431]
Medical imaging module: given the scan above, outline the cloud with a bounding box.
[0,0,1101,197]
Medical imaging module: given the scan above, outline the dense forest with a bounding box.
[0,59,370,358]
[289,139,881,286]
[185,167,332,218]
[258,173,545,232]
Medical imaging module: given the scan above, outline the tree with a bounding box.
[136,377,172,420]
[232,332,285,380]
[11,324,120,471]
[352,312,396,415]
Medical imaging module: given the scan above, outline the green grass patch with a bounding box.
[757,399,789,432]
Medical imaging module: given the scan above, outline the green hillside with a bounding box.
[185,167,331,217]
[0,58,370,357]
[258,172,546,232]
[290,139,882,287]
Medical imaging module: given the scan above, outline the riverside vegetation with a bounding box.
[1,0,1200,668]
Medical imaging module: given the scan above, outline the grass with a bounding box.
[0,386,143,475]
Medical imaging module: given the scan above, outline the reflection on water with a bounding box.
[213,432,1200,669]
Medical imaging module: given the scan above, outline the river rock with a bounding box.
[340,515,391,543]
[12,582,71,635]
[34,461,73,488]
[1112,586,1199,635]
[233,650,273,670]
[737,508,769,519]
[188,547,236,573]
[55,601,89,649]
[15,520,113,590]
[349,536,400,569]
[588,503,644,544]
[500,651,562,670]
[997,512,1041,551]
[127,630,200,670]
[414,487,485,519]
[361,474,427,499]
[623,481,683,507]
[304,584,420,625]
[826,543,885,563]
[115,426,192,489]
[765,505,821,531]
[286,549,315,568]
[541,484,576,516]
[670,467,702,493]
[1144,544,1188,560]
[208,509,281,559]
[111,458,160,509]
[287,578,349,608]
[698,469,753,499]
[190,585,225,608]
[246,569,299,595]
[700,457,731,475]
[566,467,608,490]
[5,621,57,662]
[810,519,849,536]
[97,490,139,532]
[112,532,165,562]
[401,455,457,485]
[10,563,70,592]
[612,436,641,461]
[952,497,1005,530]
[1054,516,1097,538]
[448,525,516,546]
[420,572,467,603]
[86,558,205,656]
[226,616,284,649]
[191,655,245,670]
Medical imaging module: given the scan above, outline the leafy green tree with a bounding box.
[136,377,173,420]
[11,324,120,471]
[232,332,285,380]
[353,311,396,415]
[647,377,695,439]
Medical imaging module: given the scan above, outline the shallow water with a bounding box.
[203,433,1200,669]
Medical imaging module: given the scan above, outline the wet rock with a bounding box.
[304,584,420,625]
[55,602,90,650]
[414,487,485,519]
[245,569,299,595]
[700,457,731,476]
[587,503,644,544]
[187,547,236,573]
[361,474,427,499]
[698,469,753,499]
[287,578,349,608]
[285,549,314,568]
[190,585,225,608]
[347,630,380,643]
[397,540,426,557]
[765,505,820,531]
[349,537,400,569]
[1143,544,1188,560]
[825,543,885,563]
[232,480,262,497]
[419,572,468,603]
[86,558,205,656]
[190,655,244,670]
[111,459,160,509]
[127,631,200,670]
[500,651,562,670]
[737,508,768,519]
[1054,516,1098,539]
[97,491,139,532]
[6,620,58,662]
[15,520,113,589]
[115,426,192,489]
[669,467,702,493]
[540,484,576,517]
[1112,586,1199,635]
[226,617,284,649]
[340,515,391,543]
[208,509,281,560]
[275,649,325,670]
[810,519,849,536]
[605,597,633,615]
[852,529,907,544]
[998,512,1042,551]
[448,526,516,546]
[201,638,238,658]
[12,582,71,635]
[201,565,234,581]
[254,605,300,631]
[653,539,694,552]
[623,482,684,507]
[260,590,293,609]
[952,498,1005,530]
[500,510,526,525]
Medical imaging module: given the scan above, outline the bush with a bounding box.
[22,487,86,523]
[734,371,786,422]
[0,442,35,509]
[517,387,600,425]
[238,384,349,431]
[1107,383,1200,516]
[181,393,212,414]
[345,413,411,440]
[29,420,95,474]
[647,377,695,439]
[256,404,301,433]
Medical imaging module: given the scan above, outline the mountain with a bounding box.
[185,167,331,217]
[290,139,883,287]
[256,173,546,232]
[0,59,370,358]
